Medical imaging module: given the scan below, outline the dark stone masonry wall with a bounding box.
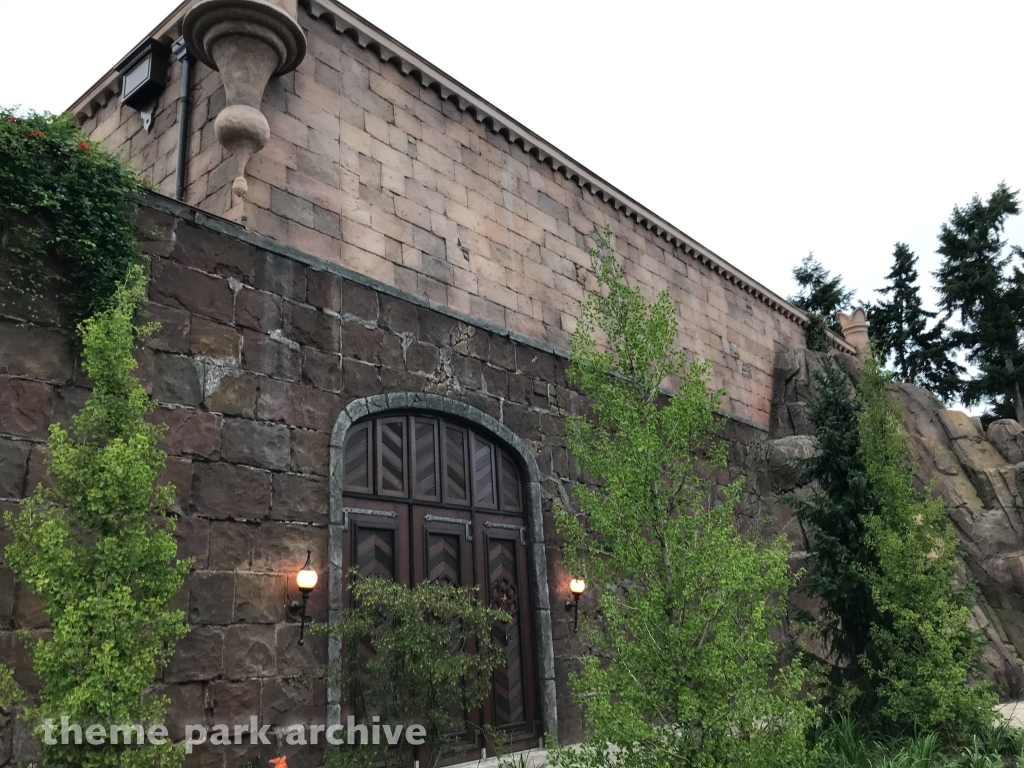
[0,195,768,767]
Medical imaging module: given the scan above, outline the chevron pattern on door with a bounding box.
[487,537,525,726]
[427,532,461,586]
[355,527,396,581]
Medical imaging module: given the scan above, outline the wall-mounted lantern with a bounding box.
[115,38,171,133]
[289,550,318,645]
[565,578,586,633]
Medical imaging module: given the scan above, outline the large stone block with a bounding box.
[153,406,222,460]
[254,250,306,301]
[987,419,1024,465]
[241,330,301,381]
[188,571,235,624]
[175,515,209,569]
[236,288,283,334]
[0,438,30,499]
[251,522,327,572]
[171,222,257,282]
[271,473,328,523]
[301,348,343,392]
[287,304,341,353]
[208,679,262,728]
[767,435,820,493]
[290,429,329,476]
[0,376,52,438]
[0,323,72,383]
[150,353,204,407]
[257,379,342,432]
[192,463,272,519]
[205,372,259,418]
[190,317,241,361]
[221,418,290,471]
[306,269,342,313]
[224,624,276,678]
[150,258,235,324]
[164,626,225,682]
[209,520,255,569]
[341,280,378,322]
[142,301,191,354]
[234,572,286,624]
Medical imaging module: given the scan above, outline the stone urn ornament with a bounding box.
[182,0,306,207]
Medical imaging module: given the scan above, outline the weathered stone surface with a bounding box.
[233,572,285,623]
[209,520,255,569]
[151,353,204,406]
[205,372,259,417]
[0,323,72,383]
[988,420,1024,465]
[164,626,225,682]
[150,258,235,324]
[254,251,306,301]
[172,222,256,281]
[301,348,343,392]
[257,378,342,431]
[221,418,290,470]
[0,439,30,499]
[271,472,328,523]
[151,682,207,736]
[188,571,234,624]
[153,406,222,459]
[224,624,276,678]
[341,280,378,322]
[192,463,272,519]
[251,522,327,572]
[287,304,341,353]
[767,435,819,493]
[0,378,52,440]
[236,288,283,333]
[290,429,329,476]
[306,269,342,312]
[175,515,210,569]
[241,330,301,380]
[160,455,194,513]
[190,317,241,361]
[142,302,191,353]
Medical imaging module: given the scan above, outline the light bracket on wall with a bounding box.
[115,38,171,133]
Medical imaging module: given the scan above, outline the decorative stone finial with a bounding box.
[836,307,869,359]
[182,0,305,207]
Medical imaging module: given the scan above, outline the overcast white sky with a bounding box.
[2,0,1023,313]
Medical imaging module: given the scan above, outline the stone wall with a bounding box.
[72,0,825,429]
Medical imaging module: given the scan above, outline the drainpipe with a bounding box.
[171,36,193,202]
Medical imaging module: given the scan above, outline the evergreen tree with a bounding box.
[868,243,961,402]
[858,358,995,744]
[935,183,1024,424]
[794,357,882,669]
[552,227,814,768]
[789,254,855,334]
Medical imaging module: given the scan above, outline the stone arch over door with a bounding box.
[328,393,558,741]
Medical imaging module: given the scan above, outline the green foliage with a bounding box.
[3,266,191,768]
[869,243,962,402]
[858,358,996,744]
[322,576,511,768]
[789,253,855,334]
[0,664,23,712]
[551,227,815,768]
[793,356,882,668]
[0,109,146,327]
[934,182,1024,423]
[815,716,1023,767]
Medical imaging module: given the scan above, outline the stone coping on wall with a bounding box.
[144,191,775,433]
[69,0,856,359]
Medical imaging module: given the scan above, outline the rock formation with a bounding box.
[762,346,1024,698]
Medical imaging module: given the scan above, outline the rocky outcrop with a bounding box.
[762,346,1024,699]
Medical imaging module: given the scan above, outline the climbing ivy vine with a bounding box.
[0,109,146,326]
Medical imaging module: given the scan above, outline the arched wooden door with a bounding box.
[340,413,540,761]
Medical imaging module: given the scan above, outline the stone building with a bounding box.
[15,0,994,765]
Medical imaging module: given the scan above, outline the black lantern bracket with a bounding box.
[115,38,171,132]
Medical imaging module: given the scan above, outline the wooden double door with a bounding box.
[340,413,539,760]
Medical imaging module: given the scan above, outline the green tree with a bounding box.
[793,357,882,671]
[789,253,855,336]
[323,577,511,768]
[551,228,815,768]
[935,183,1024,424]
[858,357,995,744]
[868,243,961,402]
[3,266,190,768]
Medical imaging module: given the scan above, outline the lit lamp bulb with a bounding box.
[565,577,586,633]
[295,550,317,645]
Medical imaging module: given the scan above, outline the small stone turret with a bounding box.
[836,307,869,359]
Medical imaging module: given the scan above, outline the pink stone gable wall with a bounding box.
[76,0,811,427]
